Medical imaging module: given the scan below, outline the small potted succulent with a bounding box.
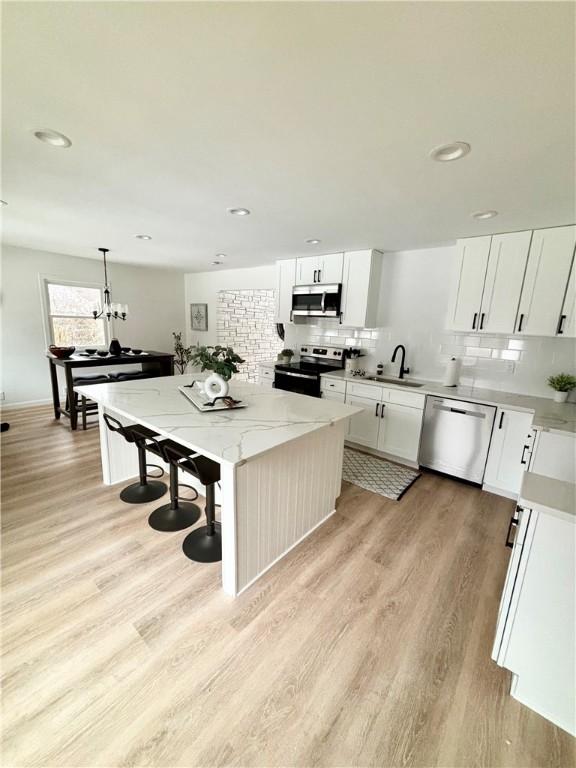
[277,348,295,364]
[547,373,576,403]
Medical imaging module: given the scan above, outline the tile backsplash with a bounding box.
[285,321,576,400]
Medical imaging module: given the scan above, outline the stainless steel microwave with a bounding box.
[291,283,342,318]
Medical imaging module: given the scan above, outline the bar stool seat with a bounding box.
[108,371,153,382]
[69,374,109,430]
[102,414,167,503]
[139,436,202,532]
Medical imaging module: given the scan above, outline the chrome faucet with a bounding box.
[391,344,409,379]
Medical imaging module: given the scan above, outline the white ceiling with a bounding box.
[2,1,574,272]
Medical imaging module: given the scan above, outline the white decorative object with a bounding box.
[203,372,229,399]
[443,357,461,387]
[554,390,569,403]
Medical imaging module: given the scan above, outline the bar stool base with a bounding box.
[148,502,201,532]
[182,523,222,563]
[120,480,167,504]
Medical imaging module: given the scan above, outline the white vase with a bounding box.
[554,390,569,403]
[204,372,229,399]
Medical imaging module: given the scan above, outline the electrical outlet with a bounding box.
[505,362,515,374]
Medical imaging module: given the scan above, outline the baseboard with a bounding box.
[344,440,419,470]
[2,398,53,410]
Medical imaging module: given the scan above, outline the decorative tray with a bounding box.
[178,385,245,412]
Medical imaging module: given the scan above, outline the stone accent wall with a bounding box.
[217,289,283,381]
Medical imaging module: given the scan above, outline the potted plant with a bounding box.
[190,344,245,398]
[172,332,195,375]
[547,373,576,403]
[277,348,295,364]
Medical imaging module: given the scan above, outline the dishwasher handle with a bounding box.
[432,403,486,419]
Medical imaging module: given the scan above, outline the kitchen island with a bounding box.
[77,375,360,596]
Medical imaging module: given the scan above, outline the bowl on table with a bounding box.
[121,346,131,353]
[85,348,98,355]
[131,348,143,355]
[97,350,109,358]
[48,345,75,359]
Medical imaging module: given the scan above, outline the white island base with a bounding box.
[81,376,359,597]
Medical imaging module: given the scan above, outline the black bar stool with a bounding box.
[102,414,167,503]
[68,373,109,430]
[134,433,202,532]
[162,442,222,563]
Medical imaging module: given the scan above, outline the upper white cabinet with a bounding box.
[480,231,532,333]
[483,408,534,498]
[294,252,343,285]
[340,249,383,328]
[451,233,532,334]
[276,258,296,323]
[516,225,576,336]
[558,255,576,338]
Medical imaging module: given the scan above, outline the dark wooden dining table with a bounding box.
[47,350,174,430]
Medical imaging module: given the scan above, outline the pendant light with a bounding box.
[92,248,128,321]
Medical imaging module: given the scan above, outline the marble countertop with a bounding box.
[320,370,576,436]
[77,375,361,466]
[520,472,576,522]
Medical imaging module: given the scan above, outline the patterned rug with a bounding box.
[342,447,421,501]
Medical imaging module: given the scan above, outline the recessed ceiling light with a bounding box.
[429,141,471,162]
[227,207,250,216]
[472,210,498,220]
[305,239,321,244]
[0,200,7,207]
[215,253,227,259]
[135,234,152,240]
[33,129,72,148]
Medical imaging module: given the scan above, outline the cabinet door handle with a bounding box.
[520,444,530,465]
[557,314,567,334]
[479,312,486,330]
[375,403,380,417]
[313,269,317,283]
[472,312,478,330]
[380,403,385,418]
[498,411,504,429]
[517,313,524,332]
[505,507,521,548]
[318,269,322,283]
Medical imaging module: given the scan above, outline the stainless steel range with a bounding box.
[274,345,346,397]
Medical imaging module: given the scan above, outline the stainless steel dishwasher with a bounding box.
[420,396,497,483]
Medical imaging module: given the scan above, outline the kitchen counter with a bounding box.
[520,472,576,522]
[320,370,576,436]
[78,375,361,596]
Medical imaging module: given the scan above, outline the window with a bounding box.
[44,280,108,347]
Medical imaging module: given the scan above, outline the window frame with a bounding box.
[41,277,111,349]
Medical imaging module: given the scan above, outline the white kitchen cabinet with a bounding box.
[294,253,343,286]
[377,402,423,462]
[320,376,346,395]
[529,430,576,483]
[257,365,275,388]
[321,390,345,403]
[451,236,491,331]
[276,259,296,323]
[340,250,383,328]
[479,231,532,334]
[483,408,534,498]
[493,474,576,736]
[516,225,576,336]
[345,394,381,448]
[558,256,576,338]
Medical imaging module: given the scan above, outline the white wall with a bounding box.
[285,246,576,399]
[1,244,186,406]
[184,265,276,347]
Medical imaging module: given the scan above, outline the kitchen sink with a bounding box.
[365,376,424,388]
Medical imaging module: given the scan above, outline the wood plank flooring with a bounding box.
[1,405,574,767]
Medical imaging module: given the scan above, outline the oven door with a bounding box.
[274,369,320,397]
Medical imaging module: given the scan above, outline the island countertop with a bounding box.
[77,374,361,465]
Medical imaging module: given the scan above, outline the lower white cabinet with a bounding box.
[345,382,424,463]
[493,475,576,735]
[377,402,423,462]
[321,390,345,403]
[483,409,534,497]
[346,394,381,448]
[530,430,576,483]
[257,366,275,388]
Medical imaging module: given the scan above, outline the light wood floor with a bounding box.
[1,405,574,768]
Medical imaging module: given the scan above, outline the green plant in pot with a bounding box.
[190,345,245,398]
[172,332,195,374]
[278,348,294,364]
[547,373,576,403]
